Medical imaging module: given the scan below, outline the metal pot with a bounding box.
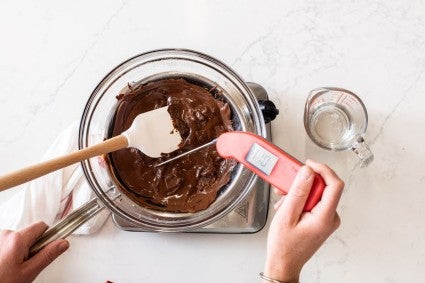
[30,49,277,254]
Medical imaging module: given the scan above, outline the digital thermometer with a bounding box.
[216,131,325,212]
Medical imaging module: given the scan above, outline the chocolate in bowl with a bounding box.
[79,49,266,232]
[106,78,237,213]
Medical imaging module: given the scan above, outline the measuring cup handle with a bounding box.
[29,198,105,257]
[351,136,374,167]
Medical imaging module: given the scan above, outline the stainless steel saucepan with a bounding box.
[30,49,278,254]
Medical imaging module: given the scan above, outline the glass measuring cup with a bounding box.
[304,87,374,167]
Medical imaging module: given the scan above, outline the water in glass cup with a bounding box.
[304,87,373,167]
[310,102,352,148]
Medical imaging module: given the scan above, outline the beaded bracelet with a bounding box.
[259,272,300,283]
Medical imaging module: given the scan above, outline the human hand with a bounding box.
[0,221,69,283]
[263,160,344,283]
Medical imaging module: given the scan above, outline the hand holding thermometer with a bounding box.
[157,131,326,212]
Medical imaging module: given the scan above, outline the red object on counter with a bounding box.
[216,131,325,212]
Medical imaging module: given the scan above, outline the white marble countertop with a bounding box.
[1,0,425,282]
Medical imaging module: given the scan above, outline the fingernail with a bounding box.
[299,166,313,180]
[58,240,69,253]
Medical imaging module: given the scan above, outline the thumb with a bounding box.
[23,240,69,280]
[279,166,314,224]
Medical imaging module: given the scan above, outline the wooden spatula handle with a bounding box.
[0,135,128,192]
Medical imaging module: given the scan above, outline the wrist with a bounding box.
[264,258,301,283]
[260,272,299,283]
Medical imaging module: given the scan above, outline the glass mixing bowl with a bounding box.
[78,49,267,231]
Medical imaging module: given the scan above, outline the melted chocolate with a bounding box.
[106,78,236,213]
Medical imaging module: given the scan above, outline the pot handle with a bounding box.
[246,82,279,123]
[29,198,105,256]
[258,99,279,123]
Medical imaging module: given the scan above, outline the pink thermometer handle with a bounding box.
[216,131,325,212]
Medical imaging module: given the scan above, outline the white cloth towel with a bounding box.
[0,121,109,234]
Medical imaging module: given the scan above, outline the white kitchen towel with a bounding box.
[0,121,110,234]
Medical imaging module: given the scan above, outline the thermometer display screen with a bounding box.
[245,143,278,175]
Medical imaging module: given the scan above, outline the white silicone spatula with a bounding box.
[0,106,181,192]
